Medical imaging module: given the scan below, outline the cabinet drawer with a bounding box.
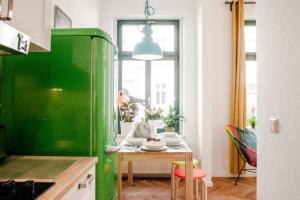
[62,166,96,200]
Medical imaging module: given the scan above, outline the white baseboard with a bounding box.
[212,171,257,177]
[204,178,214,187]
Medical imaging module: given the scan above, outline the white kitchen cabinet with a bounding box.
[62,166,96,200]
[1,0,51,51]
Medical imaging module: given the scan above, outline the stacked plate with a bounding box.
[126,137,147,146]
[142,141,167,151]
[162,137,182,146]
[161,132,177,137]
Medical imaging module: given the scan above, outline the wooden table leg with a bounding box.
[118,154,123,200]
[195,180,199,200]
[201,179,207,200]
[185,152,193,200]
[171,163,176,199]
[128,161,133,186]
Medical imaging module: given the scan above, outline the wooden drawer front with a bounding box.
[62,166,96,200]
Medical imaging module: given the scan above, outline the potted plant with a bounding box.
[117,91,138,137]
[162,106,183,132]
[145,107,163,136]
[247,106,257,131]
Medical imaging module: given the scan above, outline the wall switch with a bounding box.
[270,117,279,133]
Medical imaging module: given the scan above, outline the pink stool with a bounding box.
[173,168,207,200]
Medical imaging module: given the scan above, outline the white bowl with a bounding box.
[141,145,167,152]
[162,137,181,145]
[143,141,166,150]
[127,138,147,146]
[161,132,177,137]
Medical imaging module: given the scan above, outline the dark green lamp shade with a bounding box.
[132,25,163,60]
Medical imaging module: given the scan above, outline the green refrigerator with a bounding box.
[0,29,119,200]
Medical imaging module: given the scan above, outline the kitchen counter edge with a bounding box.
[37,156,98,200]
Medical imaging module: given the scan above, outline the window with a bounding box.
[245,20,257,117]
[117,20,180,120]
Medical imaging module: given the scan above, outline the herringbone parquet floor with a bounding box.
[123,177,256,200]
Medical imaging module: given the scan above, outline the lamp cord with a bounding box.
[144,0,155,24]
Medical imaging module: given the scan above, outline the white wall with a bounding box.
[257,0,300,199]
[100,0,200,155]
[200,0,255,177]
[201,0,232,178]
[51,0,100,28]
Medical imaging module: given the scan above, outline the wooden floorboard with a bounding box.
[122,177,256,200]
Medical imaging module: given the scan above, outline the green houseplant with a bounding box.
[117,91,139,136]
[247,115,257,130]
[163,106,183,132]
[119,98,138,122]
[247,106,257,130]
[145,107,163,120]
[145,107,163,136]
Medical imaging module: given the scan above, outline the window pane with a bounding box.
[152,25,175,52]
[122,25,144,52]
[151,61,175,114]
[246,61,257,115]
[245,25,256,53]
[122,61,145,119]
[122,24,175,52]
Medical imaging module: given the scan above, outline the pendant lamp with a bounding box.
[132,0,162,60]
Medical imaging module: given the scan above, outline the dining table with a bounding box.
[117,135,194,200]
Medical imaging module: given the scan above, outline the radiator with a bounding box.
[122,160,172,176]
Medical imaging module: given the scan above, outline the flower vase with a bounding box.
[249,128,256,133]
[148,120,160,137]
[120,121,135,137]
[165,126,176,132]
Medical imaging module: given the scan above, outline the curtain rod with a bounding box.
[225,1,256,11]
[225,1,256,5]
